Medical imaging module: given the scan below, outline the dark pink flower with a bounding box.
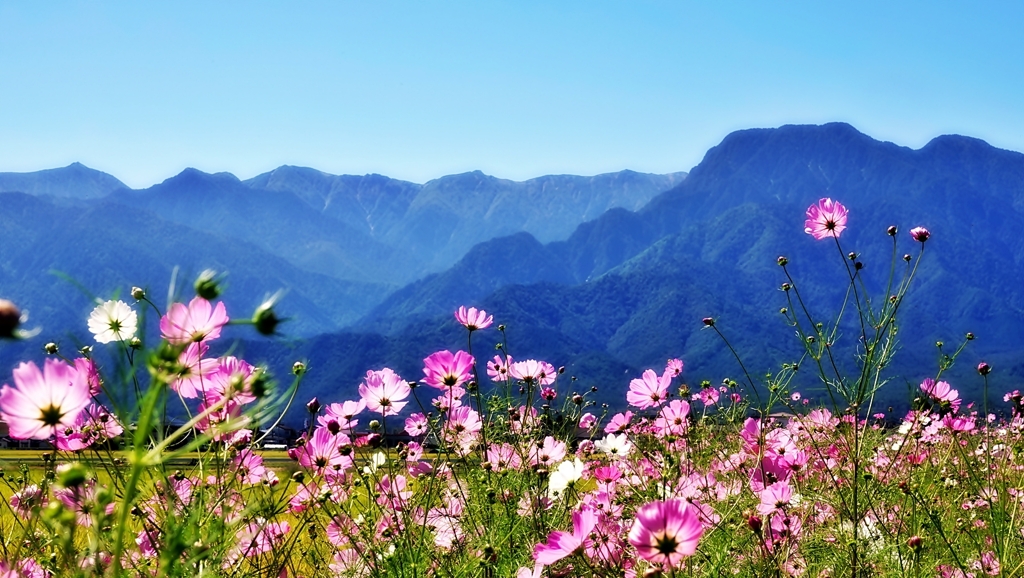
[804,198,848,240]
[628,498,704,567]
[288,427,353,477]
[0,359,91,440]
[455,306,493,331]
[909,226,930,242]
[422,350,475,389]
[487,354,512,382]
[160,297,229,344]
[533,506,599,566]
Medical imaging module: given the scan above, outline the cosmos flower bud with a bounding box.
[909,227,930,242]
[293,361,307,376]
[194,269,223,300]
[0,299,21,339]
[702,317,715,327]
[306,396,320,413]
[44,342,58,354]
[777,256,788,266]
[903,254,912,262]
[131,286,146,301]
[977,362,992,376]
[747,514,763,534]
[252,296,283,336]
[907,535,923,551]
[965,332,975,341]
[887,226,897,236]
[368,420,381,432]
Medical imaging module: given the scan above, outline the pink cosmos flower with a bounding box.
[455,306,493,331]
[422,350,475,389]
[627,368,672,409]
[804,198,848,240]
[757,481,794,515]
[404,412,429,436]
[533,506,599,566]
[665,358,684,376]
[654,399,690,438]
[510,359,557,386]
[318,399,365,432]
[604,411,634,434]
[628,498,704,567]
[0,359,91,440]
[54,403,124,451]
[171,342,220,399]
[206,356,259,404]
[288,427,353,477]
[358,367,410,416]
[486,443,523,472]
[159,296,229,344]
[909,226,930,242]
[920,378,961,412]
[487,354,512,382]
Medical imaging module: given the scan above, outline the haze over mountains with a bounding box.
[2,122,1023,424]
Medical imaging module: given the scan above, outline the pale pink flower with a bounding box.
[455,306,493,331]
[422,350,475,389]
[510,359,557,386]
[159,296,229,344]
[358,367,410,416]
[804,198,848,240]
[757,481,794,515]
[486,443,522,472]
[529,436,567,468]
[628,498,704,567]
[0,359,91,440]
[665,358,684,376]
[318,400,365,432]
[626,368,671,409]
[171,342,220,399]
[654,399,690,437]
[921,377,961,412]
[404,412,428,436]
[605,411,634,434]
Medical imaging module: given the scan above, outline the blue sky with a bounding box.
[1,1,1021,188]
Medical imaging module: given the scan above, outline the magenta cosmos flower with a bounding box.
[422,350,475,389]
[0,359,92,440]
[909,226,930,242]
[455,306,493,331]
[804,198,848,240]
[160,296,229,344]
[628,498,704,568]
[533,506,599,566]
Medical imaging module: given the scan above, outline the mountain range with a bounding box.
[2,122,1022,426]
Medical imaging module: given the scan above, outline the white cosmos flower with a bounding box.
[595,432,632,458]
[87,300,138,344]
[548,458,586,499]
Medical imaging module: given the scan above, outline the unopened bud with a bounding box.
[848,252,857,261]
[748,514,763,533]
[887,226,897,236]
[252,293,284,335]
[854,261,864,271]
[306,397,320,414]
[702,317,715,327]
[907,535,923,550]
[0,299,21,339]
[293,361,306,376]
[129,337,142,350]
[131,287,146,301]
[977,362,991,376]
[965,332,975,341]
[781,283,791,292]
[777,256,788,266]
[368,420,381,432]
[194,269,223,300]
[909,227,930,242]
[903,254,912,262]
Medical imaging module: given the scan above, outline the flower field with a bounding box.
[0,200,1020,577]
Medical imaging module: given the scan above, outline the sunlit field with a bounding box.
[0,200,1020,577]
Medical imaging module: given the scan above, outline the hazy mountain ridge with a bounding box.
[0,162,127,200]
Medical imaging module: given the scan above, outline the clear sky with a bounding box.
[1,1,1022,188]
